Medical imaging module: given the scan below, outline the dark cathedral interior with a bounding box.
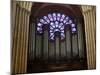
[11,1,96,74]
[27,2,87,73]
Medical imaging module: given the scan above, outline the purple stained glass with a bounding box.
[65,16,69,22]
[60,14,65,22]
[50,22,54,25]
[50,26,54,30]
[40,19,47,24]
[63,19,67,24]
[52,13,56,21]
[37,13,76,40]
[61,30,64,33]
[72,28,76,32]
[50,30,53,32]
[55,21,59,27]
[50,23,55,28]
[57,13,61,21]
[51,36,54,40]
[54,28,60,32]
[61,32,65,37]
[69,20,72,24]
[50,32,54,36]
[55,21,59,25]
[37,27,42,31]
[71,24,75,27]
[58,23,63,28]
[43,16,50,23]
[37,23,42,26]
[48,14,53,21]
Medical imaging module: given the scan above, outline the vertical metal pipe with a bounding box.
[43,30,49,61]
[55,36,60,62]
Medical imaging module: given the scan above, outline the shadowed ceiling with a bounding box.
[31,2,83,18]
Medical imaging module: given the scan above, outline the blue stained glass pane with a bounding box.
[72,28,76,32]
[66,22,69,25]
[63,19,67,24]
[60,18,63,22]
[57,13,61,17]
[50,30,53,32]
[61,33,65,37]
[37,27,40,31]
[56,24,59,27]
[50,25,55,28]
[50,26,54,29]
[57,13,61,21]
[50,17,53,21]
[71,24,75,27]
[52,25,55,28]
[50,32,54,36]
[44,16,47,19]
[48,14,53,21]
[62,14,65,18]
[51,36,54,40]
[55,21,59,25]
[50,22,54,25]
[58,23,63,28]
[69,20,72,24]
[50,22,55,28]
[47,19,50,23]
[50,34,54,40]
[43,16,50,23]
[54,28,60,32]
[40,19,47,24]
[52,13,56,21]
[40,19,44,23]
[37,23,42,26]
[55,21,59,27]
[37,27,42,31]
[65,16,69,21]
[60,26,64,30]
[53,13,56,16]
[61,30,64,33]
[60,14,65,22]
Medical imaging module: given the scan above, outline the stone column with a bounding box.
[14,4,22,73]
[12,3,20,74]
[12,1,32,74]
[84,11,90,69]
[22,8,31,73]
[90,7,96,69]
[18,6,25,73]
[82,6,96,69]
[87,8,96,69]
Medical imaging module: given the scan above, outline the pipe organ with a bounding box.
[27,16,87,72]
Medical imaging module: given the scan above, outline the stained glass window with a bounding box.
[37,13,76,40]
